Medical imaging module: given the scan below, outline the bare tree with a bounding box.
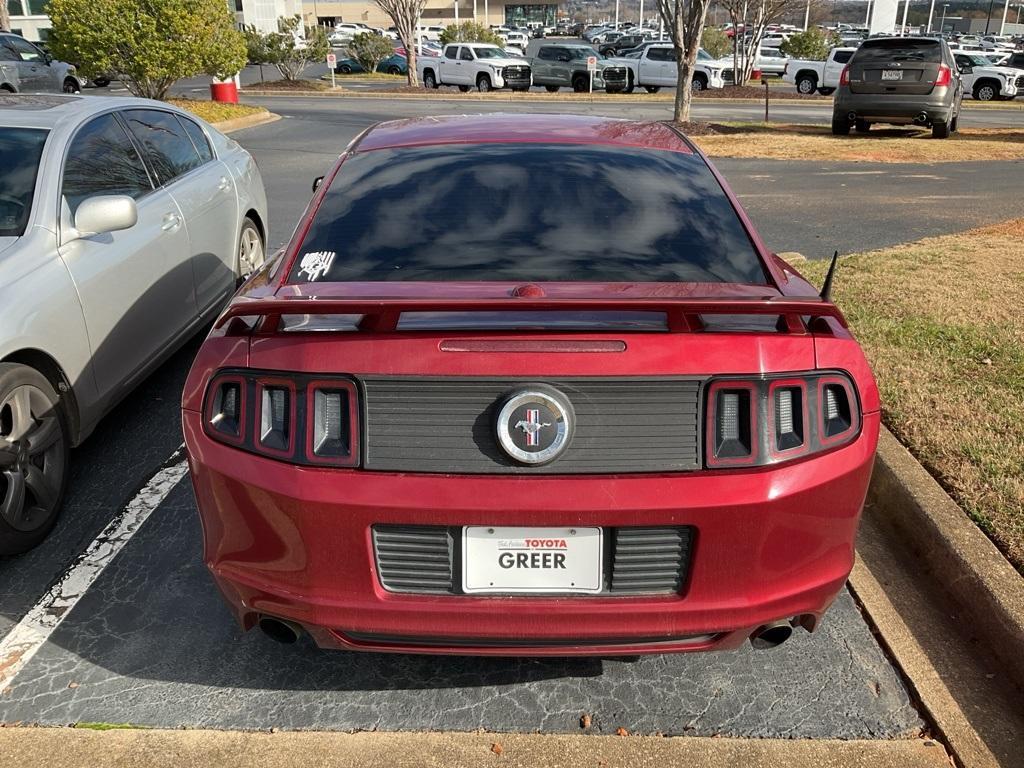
[0,1,11,33]
[657,0,715,123]
[721,0,805,85]
[375,0,428,86]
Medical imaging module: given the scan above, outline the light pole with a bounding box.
[927,0,936,31]
[865,0,872,26]
[615,0,620,29]
[985,0,995,33]
[900,0,910,35]
[804,0,810,30]
[1000,0,1010,34]
[939,3,948,32]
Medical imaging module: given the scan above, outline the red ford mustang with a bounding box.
[182,114,879,656]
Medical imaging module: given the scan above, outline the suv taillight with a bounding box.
[839,65,850,86]
[705,372,859,468]
[204,371,359,467]
[932,64,952,87]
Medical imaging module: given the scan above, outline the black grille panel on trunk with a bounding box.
[361,377,702,473]
[372,525,693,596]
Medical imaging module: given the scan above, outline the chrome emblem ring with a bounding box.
[496,388,574,465]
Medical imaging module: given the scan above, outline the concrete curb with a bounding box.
[0,729,951,768]
[237,89,1023,110]
[868,426,1024,688]
[211,111,281,134]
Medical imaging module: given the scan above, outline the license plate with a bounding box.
[881,69,904,81]
[462,526,603,594]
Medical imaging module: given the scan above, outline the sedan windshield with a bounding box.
[0,127,48,237]
[292,143,767,285]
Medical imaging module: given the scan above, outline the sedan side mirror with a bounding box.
[312,175,324,192]
[74,195,138,236]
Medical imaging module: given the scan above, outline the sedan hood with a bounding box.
[0,237,19,261]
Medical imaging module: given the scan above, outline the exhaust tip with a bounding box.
[258,615,302,644]
[750,620,793,650]
[847,111,857,121]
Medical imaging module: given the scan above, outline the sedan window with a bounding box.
[177,116,214,164]
[62,113,153,216]
[122,109,203,185]
[0,126,47,237]
[460,47,474,61]
[0,44,18,62]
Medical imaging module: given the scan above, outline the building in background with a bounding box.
[6,0,50,42]
[302,0,561,30]
[233,0,304,33]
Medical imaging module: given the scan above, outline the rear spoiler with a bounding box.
[216,297,847,334]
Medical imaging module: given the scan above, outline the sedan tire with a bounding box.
[0,364,69,556]
[932,115,952,139]
[62,78,81,94]
[973,82,998,101]
[796,75,817,95]
[237,217,265,282]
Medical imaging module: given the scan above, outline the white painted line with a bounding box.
[0,447,189,691]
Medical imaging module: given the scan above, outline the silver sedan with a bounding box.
[0,94,268,554]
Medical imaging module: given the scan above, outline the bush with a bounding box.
[47,0,246,100]
[349,32,394,73]
[701,27,730,60]
[779,28,837,61]
[266,16,330,81]
[439,22,503,46]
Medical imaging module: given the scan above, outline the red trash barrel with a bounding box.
[210,80,239,103]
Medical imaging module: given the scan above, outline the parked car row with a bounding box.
[0,32,83,95]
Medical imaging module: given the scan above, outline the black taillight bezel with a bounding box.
[706,380,758,467]
[304,379,360,467]
[202,369,361,467]
[817,375,860,447]
[767,378,809,459]
[204,374,247,445]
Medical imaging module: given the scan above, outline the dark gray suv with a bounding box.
[833,37,964,139]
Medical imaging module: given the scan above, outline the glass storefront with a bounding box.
[504,4,557,27]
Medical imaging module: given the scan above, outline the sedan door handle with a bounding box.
[218,176,231,193]
[161,213,181,231]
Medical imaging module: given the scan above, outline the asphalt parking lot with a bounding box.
[0,95,1013,737]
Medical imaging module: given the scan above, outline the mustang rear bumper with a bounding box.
[183,410,879,656]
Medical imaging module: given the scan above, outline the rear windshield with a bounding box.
[0,127,47,237]
[291,143,766,285]
[854,38,942,63]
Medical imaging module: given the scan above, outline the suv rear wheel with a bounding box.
[932,115,952,139]
[831,112,851,135]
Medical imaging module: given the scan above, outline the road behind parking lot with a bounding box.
[238,96,1024,258]
[0,98,1011,740]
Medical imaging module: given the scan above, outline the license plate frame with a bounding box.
[462,526,603,594]
[881,69,904,81]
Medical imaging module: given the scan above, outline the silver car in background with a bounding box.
[0,33,83,93]
[0,94,268,554]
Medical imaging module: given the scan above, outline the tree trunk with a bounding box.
[674,58,695,122]
[0,3,10,33]
[406,46,418,86]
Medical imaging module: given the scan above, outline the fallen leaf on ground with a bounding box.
[580,713,592,729]
[491,742,503,755]
[615,726,629,737]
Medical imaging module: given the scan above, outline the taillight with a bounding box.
[203,370,359,466]
[839,66,850,86]
[705,372,860,468]
[932,64,951,87]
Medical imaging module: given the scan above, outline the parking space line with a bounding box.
[0,447,189,691]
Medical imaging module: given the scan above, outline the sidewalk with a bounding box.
[0,729,951,768]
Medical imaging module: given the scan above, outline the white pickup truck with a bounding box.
[783,47,856,95]
[609,44,726,93]
[417,43,532,92]
[951,49,1024,100]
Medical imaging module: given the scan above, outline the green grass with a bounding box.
[73,722,148,731]
[797,221,1024,571]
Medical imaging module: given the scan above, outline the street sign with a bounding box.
[586,56,597,72]
[326,53,337,89]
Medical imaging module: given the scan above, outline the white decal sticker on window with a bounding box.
[298,251,336,281]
